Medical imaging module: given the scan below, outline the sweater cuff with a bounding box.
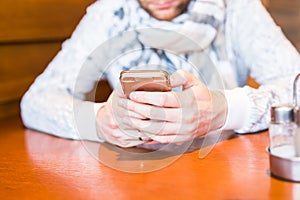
[223,88,251,131]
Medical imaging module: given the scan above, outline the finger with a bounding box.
[117,105,148,119]
[129,86,199,109]
[170,70,200,89]
[129,71,209,108]
[109,90,138,119]
[125,118,191,136]
[129,87,200,108]
[97,120,144,147]
[127,114,211,137]
[107,88,127,113]
[96,101,135,132]
[148,134,194,144]
[119,98,183,122]
[129,91,181,108]
[114,84,126,97]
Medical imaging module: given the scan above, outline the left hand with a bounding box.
[118,70,227,143]
[96,86,146,147]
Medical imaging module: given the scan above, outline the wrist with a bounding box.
[94,102,106,116]
[209,90,228,131]
[94,102,106,142]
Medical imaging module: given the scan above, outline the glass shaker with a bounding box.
[293,74,300,157]
[294,107,300,156]
[269,105,296,157]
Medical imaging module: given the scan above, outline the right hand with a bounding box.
[118,70,227,144]
[95,86,146,148]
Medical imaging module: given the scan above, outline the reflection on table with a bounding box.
[0,117,300,199]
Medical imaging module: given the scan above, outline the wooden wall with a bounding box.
[0,0,299,119]
[0,0,96,119]
[266,0,300,51]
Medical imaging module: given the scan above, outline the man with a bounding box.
[21,0,300,147]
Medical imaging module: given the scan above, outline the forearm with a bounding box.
[223,78,296,133]
[21,88,105,142]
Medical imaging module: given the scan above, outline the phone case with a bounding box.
[120,70,171,98]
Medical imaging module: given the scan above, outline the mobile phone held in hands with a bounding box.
[120,70,171,98]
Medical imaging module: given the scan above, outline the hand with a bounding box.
[118,70,228,143]
[95,86,146,148]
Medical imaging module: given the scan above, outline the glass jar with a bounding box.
[294,107,300,156]
[269,105,296,157]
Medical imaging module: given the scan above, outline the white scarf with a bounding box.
[96,0,230,89]
[110,0,225,50]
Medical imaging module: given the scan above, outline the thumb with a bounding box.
[170,70,200,90]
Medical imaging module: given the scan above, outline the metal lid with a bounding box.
[271,105,294,123]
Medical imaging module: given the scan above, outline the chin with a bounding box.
[152,11,179,21]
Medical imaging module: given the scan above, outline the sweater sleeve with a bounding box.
[20,0,114,141]
[223,0,300,133]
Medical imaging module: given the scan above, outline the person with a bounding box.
[21,0,300,148]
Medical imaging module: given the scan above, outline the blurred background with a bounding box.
[0,0,299,120]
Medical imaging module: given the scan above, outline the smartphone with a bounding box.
[120,70,171,98]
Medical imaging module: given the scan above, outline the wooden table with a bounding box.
[0,117,299,199]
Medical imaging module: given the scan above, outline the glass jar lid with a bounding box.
[271,105,294,124]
